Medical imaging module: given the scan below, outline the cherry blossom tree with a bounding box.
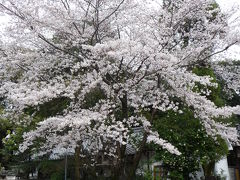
[0,0,239,178]
[213,60,240,94]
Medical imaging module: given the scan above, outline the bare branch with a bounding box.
[200,41,239,62]
[0,3,25,20]
[91,0,125,44]
[38,34,81,60]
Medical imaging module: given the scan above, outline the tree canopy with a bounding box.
[0,0,239,178]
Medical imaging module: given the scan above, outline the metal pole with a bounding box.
[65,154,68,180]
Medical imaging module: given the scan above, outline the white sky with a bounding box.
[215,0,240,60]
[217,0,240,11]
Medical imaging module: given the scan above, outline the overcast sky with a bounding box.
[215,0,240,60]
[217,0,240,10]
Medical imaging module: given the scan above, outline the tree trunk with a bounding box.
[111,93,128,179]
[111,143,126,179]
[183,171,190,180]
[75,147,81,180]
[127,109,156,180]
[203,161,215,180]
[127,133,148,180]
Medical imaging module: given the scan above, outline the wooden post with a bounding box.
[65,155,68,180]
[75,147,81,180]
[236,169,240,180]
[154,167,156,180]
[236,147,240,180]
[159,167,161,179]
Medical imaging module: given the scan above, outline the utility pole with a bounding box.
[65,154,68,180]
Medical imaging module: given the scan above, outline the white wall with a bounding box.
[215,156,231,180]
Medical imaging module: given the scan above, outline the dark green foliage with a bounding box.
[193,66,240,125]
[217,60,240,66]
[1,125,29,170]
[168,170,185,180]
[153,109,228,179]
[0,118,13,168]
[192,66,216,78]
[24,97,71,120]
[227,93,240,106]
[37,160,65,180]
[207,2,220,21]
[81,86,106,109]
[0,85,108,177]
[192,67,226,107]
[150,66,236,179]
[0,96,71,175]
[214,60,240,107]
